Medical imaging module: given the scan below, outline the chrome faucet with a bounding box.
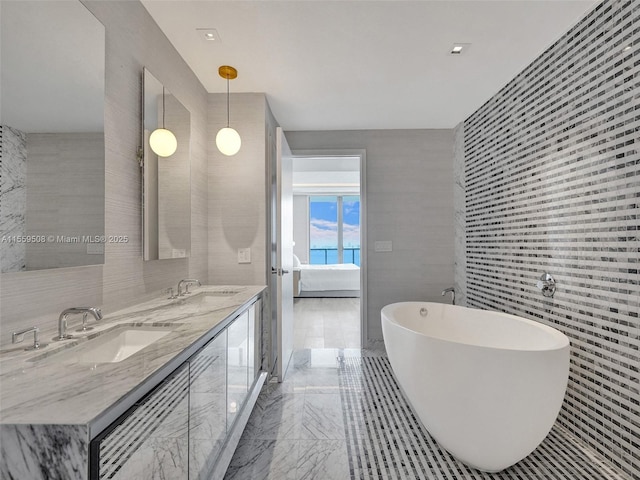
[12,326,44,350]
[441,287,455,305]
[177,279,201,296]
[58,307,103,340]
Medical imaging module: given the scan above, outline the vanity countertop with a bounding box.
[0,285,265,429]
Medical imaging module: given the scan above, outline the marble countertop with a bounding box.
[0,285,265,430]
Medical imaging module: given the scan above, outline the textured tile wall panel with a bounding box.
[458,1,639,477]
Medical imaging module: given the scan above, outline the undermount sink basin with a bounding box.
[195,290,240,298]
[41,326,173,364]
[180,290,240,303]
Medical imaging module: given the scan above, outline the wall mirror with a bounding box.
[142,68,191,261]
[0,0,105,273]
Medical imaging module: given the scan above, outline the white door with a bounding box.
[274,127,294,382]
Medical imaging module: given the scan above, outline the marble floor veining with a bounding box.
[225,300,626,480]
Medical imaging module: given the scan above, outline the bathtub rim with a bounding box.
[381,301,570,353]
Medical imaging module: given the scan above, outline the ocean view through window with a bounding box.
[309,195,360,266]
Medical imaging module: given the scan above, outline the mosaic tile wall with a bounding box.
[455,0,639,477]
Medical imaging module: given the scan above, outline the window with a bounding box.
[309,195,360,266]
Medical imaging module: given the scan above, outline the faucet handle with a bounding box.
[536,272,556,298]
[177,279,201,296]
[76,312,93,332]
[12,326,45,350]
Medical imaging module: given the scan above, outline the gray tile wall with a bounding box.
[207,93,270,286]
[25,132,105,269]
[455,0,639,476]
[286,129,455,344]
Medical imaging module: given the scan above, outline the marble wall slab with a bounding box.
[452,122,466,307]
[0,125,27,272]
[0,424,88,480]
[455,0,639,477]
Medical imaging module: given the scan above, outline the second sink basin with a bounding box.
[44,326,173,364]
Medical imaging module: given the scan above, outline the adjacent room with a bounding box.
[292,155,362,350]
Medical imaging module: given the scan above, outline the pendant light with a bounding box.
[149,86,177,157]
[216,65,241,156]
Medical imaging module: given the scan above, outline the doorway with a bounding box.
[290,150,366,350]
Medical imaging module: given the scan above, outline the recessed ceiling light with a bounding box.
[449,43,470,55]
[197,28,220,42]
[623,45,632,52]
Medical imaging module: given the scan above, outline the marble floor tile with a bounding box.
[293,297,361,350]
[226,348,624,480]
[224,439,298,480]
[296,440,350,480]
[301,393,345,440]
[299,370,340,394]
[243,393,305,440]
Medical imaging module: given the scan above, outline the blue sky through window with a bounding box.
[309,195,360,265]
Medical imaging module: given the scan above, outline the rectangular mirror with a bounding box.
[142,68,191,260]
[0,0,105,272]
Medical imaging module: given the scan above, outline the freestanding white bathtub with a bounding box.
[381,302,570,472]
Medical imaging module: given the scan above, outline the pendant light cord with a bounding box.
[162,86,166,129]
[226,76,230,127]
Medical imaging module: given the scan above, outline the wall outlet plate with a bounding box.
[374,240,393,252]
[238,247,251,264]
[86,243,104,255]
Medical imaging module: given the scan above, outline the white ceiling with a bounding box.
[141,0,598,131]
[292,156,361,194]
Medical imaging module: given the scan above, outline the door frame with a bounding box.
[289,148,367,349]
[275,128,294,382]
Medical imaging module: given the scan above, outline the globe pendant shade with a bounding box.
[149,128,177,157]
[216,127,241,156]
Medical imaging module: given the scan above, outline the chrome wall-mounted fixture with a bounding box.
[216,65,241,156]
[536,272,556,298]
[149,86,178,157]
[441,287,456,305]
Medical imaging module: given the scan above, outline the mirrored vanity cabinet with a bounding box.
[89,299,262,480]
